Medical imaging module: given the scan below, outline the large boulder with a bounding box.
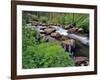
[44,28,56,35]
[50,32,61,38]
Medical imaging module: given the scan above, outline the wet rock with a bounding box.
[74,56,88,66]
[61,39,76,54]
[78,28,83,32]
[50,32,61,38]
[64,24,74,29]
[77,28,84,34]
[67,27,78,33]
[61,39,75,46]
[40,27,46,30]
[39,29,45,34]
[61,36,70,41]
[44,28,56,35]
[46,36,57,42]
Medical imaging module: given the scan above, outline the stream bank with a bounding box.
[28,23,89,66]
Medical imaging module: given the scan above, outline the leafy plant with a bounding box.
[39,16,48,23]
[22,26,38,51]
[23,42,75,68]
[22,26,75,69]
[36,42,75,67]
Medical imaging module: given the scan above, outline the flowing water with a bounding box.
[33,25,89,57]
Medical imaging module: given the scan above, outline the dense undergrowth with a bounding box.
[22,26,74,68]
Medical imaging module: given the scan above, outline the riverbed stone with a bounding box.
[74,56,88,66]
[67,27,78,33]
[61,39,75,46]
[61,36,70,41]
[44,28,56,35]
[50,32,61,38]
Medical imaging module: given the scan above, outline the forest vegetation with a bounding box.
[22,11,89,68]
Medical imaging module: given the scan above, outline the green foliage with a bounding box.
[76,14,89,28]
[22,26,75,69]
[40,36,48,43]
[22,12,39,26]
[23,42,74,68]
[22,26,38,51]
[39,16,48,23]
[31,15,39,21]
[36,42,74,67]
[22,12,32,25]
[22,11,89,31]
[22,11,89,68]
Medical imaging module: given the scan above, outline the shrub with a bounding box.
[22,26,38,51]
[36,42,75,67]
[39,16,48,23]
[23,42,75,68]
[22,26,75,69]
